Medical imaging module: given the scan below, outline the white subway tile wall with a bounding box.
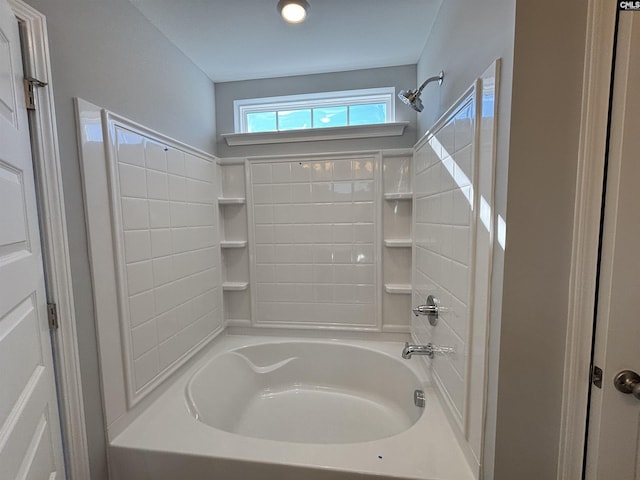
[113,127,222,394]
[412,95,476,422]
[250,158,378,328]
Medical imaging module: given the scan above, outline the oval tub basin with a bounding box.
[186,342,423,444]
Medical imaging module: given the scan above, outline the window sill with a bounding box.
[222,122,409,147]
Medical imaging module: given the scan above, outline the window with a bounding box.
[234,87,395,134]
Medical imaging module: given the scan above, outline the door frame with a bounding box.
[8,0,91,478]
[557,0,617,478]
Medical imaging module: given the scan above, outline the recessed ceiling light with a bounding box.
[277,0,309,24]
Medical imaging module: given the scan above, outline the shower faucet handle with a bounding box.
[412,304,438,316]
[412,295,443,326]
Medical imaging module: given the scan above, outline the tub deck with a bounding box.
[110,335,475,480]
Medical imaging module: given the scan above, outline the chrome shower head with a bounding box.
[398,71,444,113]
[398,89,425,112]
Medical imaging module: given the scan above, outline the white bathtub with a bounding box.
[110,335,474,480]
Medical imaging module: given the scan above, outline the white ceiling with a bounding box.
[129,0,442,83]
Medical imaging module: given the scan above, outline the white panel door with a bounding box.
[0,0,66,478]
[585,11,640,480]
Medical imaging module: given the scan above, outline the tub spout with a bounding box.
[401,342,454,359]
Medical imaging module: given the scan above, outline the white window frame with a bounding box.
[233,87,396,133]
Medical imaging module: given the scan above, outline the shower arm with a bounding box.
[413,71,444,97]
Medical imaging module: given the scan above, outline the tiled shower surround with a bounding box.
[80,67,496,472]
[409,65,497,471]
[111,127,222,396]
[249,157,378,328]
[413,96,475,421]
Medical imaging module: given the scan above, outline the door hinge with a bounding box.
[591,365,603,389]
[23,77,48,110]
[47,303,59,330]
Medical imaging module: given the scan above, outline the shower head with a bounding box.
[398,71,444,113]
[398,89,424,112]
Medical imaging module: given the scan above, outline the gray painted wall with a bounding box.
[22,0,216,478]
[215,65,418,157]
[416,0,588,478]
[493,1,587,478]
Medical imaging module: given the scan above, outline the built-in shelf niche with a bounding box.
[217,197,246,205]
[220,240,248,249]
[382,152,413,331]
[222,281,249,291]
[217,160,251,324]
[383,199,412,241]
[383,239,412,248]
[384,283,412,294]
[383,192,412,201]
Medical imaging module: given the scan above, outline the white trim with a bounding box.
[223,121,408,146]
[472,60,500,478]
[8,1,91,479]
[557,1,616,478]
[374,150,384,332]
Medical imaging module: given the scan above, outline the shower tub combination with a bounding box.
[110,335,474,480]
